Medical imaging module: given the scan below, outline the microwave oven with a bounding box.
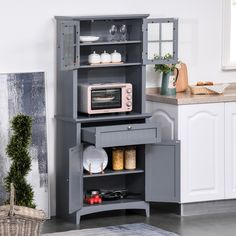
[78,83,133,114]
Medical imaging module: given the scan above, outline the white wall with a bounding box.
[0,0,236,216]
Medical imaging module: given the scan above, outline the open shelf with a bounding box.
[79,198,149,217]
[79,62,141,69]
[55,113,151,123]
[77,112,151,123]
[80,40,142,47]
[83,198,143,208]
[83,169,144,178]
[80,40,142,46]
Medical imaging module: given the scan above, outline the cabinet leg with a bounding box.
[76,211,81,226]
[145,205,150,217]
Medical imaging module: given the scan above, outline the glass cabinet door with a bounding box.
[59,21,80,70]
[143,18,178,65]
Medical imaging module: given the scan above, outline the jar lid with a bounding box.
[112,147,124,150]
[125,146,136,149]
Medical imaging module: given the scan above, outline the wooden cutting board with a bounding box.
[175,63,188,93]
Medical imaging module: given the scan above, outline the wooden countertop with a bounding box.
[146,83,236,105]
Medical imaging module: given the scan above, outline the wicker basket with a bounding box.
[0,184,45,236]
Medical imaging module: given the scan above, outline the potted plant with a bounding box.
[0,114,45,236]
[154,53,181,95]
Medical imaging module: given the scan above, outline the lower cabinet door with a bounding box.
[145,141,180,203]
[69,144,83,214]
[179,103,225,203]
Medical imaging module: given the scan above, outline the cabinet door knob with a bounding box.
[127,125,132,130]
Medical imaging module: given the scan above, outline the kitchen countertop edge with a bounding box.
[146,83,236,105]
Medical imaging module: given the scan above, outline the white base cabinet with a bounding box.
[147,101,236,203]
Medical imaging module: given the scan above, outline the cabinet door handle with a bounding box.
[127,125,132,130]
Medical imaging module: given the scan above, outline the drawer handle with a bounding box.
[127,125,132,130]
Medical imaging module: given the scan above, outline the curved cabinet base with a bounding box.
[75,200,150,225]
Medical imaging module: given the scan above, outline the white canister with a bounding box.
[111,50,122,63]
[88,51,101,64]
[100,51,111,63]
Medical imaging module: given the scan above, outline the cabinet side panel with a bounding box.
[56,71,77,118]
[146,101,178,140]
[56,20,77,118]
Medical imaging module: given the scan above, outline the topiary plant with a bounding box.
[4,114,36,208]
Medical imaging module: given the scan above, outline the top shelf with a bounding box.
[80,40,142,46]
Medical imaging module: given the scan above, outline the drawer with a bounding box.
[81,123,161,148]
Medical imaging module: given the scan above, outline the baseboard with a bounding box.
[180,199,236,216]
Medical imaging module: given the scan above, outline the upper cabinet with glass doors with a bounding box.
[56,15,178,70]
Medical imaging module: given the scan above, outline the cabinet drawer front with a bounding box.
[82,123,161,147]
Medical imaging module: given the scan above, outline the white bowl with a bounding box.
[80,36,99,43]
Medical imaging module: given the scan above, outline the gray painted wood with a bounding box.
[79,63,141,69]
[56,120,79,218]
[81,123,161,148]
[55,112,152,123]
[143,18,178,65]
[83,169,144,178]
[69,144,83,213]
[80,40,142,46]
[55,14,179,225]
[59,20,80,70]
[55,14,150,21]
[76,200,149,225]
[145,141,180,203]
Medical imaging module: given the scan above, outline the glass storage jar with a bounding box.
[124,146,136,170]
[112,147,124,170]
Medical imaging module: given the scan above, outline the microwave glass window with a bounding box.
[91,88,122,110]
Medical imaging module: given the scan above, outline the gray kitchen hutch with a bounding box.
[55,14,180,225]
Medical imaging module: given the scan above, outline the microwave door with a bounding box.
[91,88,122,110]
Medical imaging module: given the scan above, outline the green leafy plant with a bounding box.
[154,53,181,74]
[4,114,36,208]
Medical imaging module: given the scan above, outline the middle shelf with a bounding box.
[79,62,141,69]
[80,40,142,46]
[83,168,144,178]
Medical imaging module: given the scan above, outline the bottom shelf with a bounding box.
[78,198,149,217]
